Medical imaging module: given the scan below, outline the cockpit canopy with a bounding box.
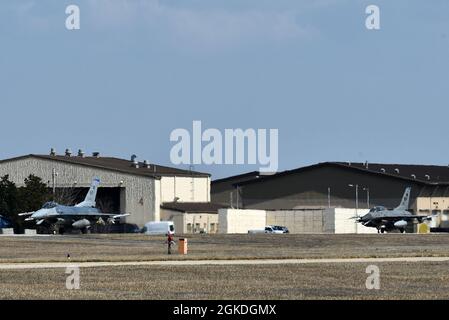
[42,201,58,209]
[369,206,386,212]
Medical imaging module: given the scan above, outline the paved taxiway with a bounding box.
[1,256,449,270]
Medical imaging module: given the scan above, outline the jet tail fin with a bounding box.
[395,187,411,211]
[75,177,100,208]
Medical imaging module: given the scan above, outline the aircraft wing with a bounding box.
[18,212,34,217]
[386,215,429,220]
[98,213,130,218]
[365,215,429,223]
[100,213,131,219]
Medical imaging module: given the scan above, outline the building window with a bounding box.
[187,223,192,233]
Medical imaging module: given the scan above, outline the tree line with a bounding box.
[0,175,50,233]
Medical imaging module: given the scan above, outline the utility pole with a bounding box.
[235,186,241,210]
[230,192,234,209]
[328,187,331,208]
[363,187,370,208]
[349,184,359,217]
[52,168,58,197]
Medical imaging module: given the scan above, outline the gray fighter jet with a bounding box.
[19,177,129,234]
[354,187,428,233]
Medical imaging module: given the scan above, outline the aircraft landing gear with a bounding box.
[48,224,58,235]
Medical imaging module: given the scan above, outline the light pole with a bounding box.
[348,184,359,217]
[363,187,370,208]
[52,168,58,197]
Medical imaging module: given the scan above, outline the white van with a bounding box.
[142,221,175,235]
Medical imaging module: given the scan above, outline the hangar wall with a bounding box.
[0,157,157,227]
[159,176,210,203]
[236,166,424,210]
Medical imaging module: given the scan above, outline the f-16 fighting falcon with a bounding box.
[19,177,129,234]
[353,187,429,233]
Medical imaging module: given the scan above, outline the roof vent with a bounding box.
[50,148,56,156]
[411,174,416,179]
[131,155,139,168]
[92,152,100,158]
[78,149,85,157]
[65,149,72,157]
[394,168,400,174]
[380,168,386,173]
[143,160,151,169]
[425,174,431,180]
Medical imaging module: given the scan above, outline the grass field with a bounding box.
[1,233,449,263]
[1,262,449,299]
[1,233,449,299]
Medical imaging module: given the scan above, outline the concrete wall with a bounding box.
[160,176,210,203]
[218,209,266,234]
[324,208,377,234]
[266,209,324,233]
[0,157,156,227]
[160,209,218,234]
[218,207,378,234]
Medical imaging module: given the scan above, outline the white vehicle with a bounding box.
[248,226,284,234]
[142,221,175,235]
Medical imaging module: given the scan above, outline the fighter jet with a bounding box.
[19,177,129,234]
[353,187,428,233]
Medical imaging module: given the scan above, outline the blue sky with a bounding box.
[1,0,448,179]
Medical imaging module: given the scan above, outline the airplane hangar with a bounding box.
[212,162,449,233]
[0,150,211,228]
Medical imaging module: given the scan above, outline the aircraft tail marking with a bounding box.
[395,187,411,211]
[75,177,100,208]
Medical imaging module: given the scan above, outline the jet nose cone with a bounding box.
[32,209,45,219]
[359,214,369,222]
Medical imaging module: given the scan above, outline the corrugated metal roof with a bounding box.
[0,154,210,179]
[230,162,449,187]
[334,162,449,183]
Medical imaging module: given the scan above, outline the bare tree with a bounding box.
[53,187,81,206]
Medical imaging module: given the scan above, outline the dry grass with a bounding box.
[1,262,449,299]
[2,234,449,299]
[1,233,449,263]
